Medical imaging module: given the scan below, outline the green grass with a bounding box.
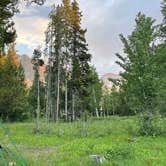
[1,116,166,166]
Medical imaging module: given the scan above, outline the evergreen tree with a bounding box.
[161,0,166,39]
[45,5,66,122]
[69,0,92,118]
[0,0,18,55]
[0,45,28,121]
[45,0,93,122]
[0,0,45,55]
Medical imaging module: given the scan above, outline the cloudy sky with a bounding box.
[14,0,162,76]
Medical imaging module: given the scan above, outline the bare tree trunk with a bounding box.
[106,96,109,117]
[46,62,51,124]
[112,97,115,116]
[93,88,99,118]
[56,57,60,122]
[36,75,40,130]
[72,92,75,121]
[65,79,68,122]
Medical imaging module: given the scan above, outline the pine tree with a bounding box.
[0,0,18,55]
[0,0,46,55]
[0,45,28,121]
[45,5,66,122]
[161,0,166,39]
[45,0,93,122]
[69,0,92,119]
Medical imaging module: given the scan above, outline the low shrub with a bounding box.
[138,112,165,136]
[105,146,134,161]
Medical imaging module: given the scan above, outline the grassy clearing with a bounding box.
[1,116,166,166]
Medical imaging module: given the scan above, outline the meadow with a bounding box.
[1,116,166,166]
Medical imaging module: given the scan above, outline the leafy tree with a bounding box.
[86,67,102,117]
[153,0,166,115]
[116,13,157,114]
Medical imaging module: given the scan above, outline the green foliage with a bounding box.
[138,112,165,136]
[102,87,132,116]
[0,0,45,54]
[161,0,166,38]
[0,0,18,54]
[85,67,102,115]
[45,0,94,121]
[0,48,29,121]
[117,13,157,114]
[114,11,166,117]
[105,146,134,161]
[112,9,166,137]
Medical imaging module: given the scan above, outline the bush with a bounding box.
[138,112,165,136]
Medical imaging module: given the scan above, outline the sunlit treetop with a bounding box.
[71,0,82,30]
[7,44,21,68]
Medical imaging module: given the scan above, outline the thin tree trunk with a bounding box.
[56,56,60,122]
[106,99,109,118]
[36,73,40,131]
[46,62,51,124]
[112,97,115,116]
[93,88,99,118]
[72,92,75,121]
[65,79,68,122]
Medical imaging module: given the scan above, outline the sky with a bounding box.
[14,0,163,76]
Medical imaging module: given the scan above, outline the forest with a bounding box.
[0,0,166,165]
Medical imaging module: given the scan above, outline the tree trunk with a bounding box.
[112,97,115,116]
[93,88,99,118]
[56,56,60,122]
[65,79,68,122]
[72,92,75,121]
[46,63,51,124]
[36,74,40,131]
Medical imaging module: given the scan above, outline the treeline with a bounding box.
[0,0,103,121]
[0,0,165,122]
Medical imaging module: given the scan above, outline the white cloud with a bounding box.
[14,16,48,49]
